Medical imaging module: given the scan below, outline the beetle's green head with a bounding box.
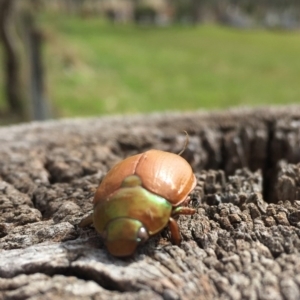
[103,217,149,257]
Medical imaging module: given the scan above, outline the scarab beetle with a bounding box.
[79,148,196,257]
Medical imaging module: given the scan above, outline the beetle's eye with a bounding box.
[137,227,149,244]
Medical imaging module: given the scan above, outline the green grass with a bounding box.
[2,13,300,118]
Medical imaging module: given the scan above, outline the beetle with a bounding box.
[79,146,197,257]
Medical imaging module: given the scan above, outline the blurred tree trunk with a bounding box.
[0,0,25,118]
[22,8,50,120]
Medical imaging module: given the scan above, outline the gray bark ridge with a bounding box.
[1,106,300,300]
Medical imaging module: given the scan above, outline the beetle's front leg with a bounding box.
[168,207,195,245]
[172,206,196,217]
[168,217,181,245]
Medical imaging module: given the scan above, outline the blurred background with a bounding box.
[0,0,300,124]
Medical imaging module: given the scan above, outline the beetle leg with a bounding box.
[79,212,93,228]
[168,217,181,245]
[172,206,196,217]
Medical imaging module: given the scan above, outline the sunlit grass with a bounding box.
[1,13,300,119]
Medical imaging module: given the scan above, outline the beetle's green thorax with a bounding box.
[93,175,172,255]
[93,175,172,238]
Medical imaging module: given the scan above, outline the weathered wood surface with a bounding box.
[1,106,300,300]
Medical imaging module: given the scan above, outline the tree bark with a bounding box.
[1,106,300,299]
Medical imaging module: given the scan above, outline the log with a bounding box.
[1,106,300,299]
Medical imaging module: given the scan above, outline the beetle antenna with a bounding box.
[177,131,189,156]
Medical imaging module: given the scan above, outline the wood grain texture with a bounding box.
[1,106,300,299]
